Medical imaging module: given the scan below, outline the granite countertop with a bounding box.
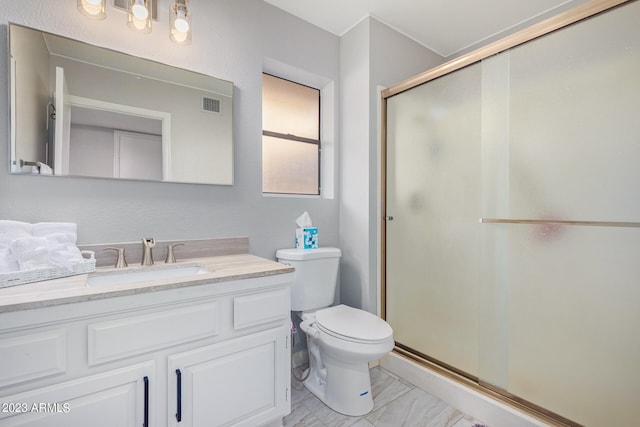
[0,254,294,313]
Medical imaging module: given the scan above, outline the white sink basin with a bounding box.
[87,265,209,287]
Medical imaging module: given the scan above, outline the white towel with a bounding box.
[0,248,19,273]
[1,222,84,272]
[37,162,53,175]
[45,234,83,269]
[0,220,33,249]
[10,236,51,271]
[32,222,78,243]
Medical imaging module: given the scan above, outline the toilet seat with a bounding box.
[315,305,393,344]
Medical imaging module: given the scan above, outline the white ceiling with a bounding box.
[264,0,589,57]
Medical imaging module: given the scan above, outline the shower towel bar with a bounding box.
[480,218,640,228]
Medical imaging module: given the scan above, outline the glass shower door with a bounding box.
[385,63,483,378]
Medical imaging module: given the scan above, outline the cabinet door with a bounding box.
[168,326,290,427]
[0,362,154,427]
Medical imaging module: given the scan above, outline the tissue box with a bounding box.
[296,227,318,249]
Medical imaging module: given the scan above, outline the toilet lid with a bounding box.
[315,305,393,343]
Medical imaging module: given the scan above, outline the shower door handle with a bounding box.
[385,216,394,221]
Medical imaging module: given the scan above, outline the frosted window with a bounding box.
[262,74,320,195]
[262,135,319,195]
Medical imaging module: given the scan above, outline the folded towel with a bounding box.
[37,162,53,175]
[32,222,78,243]
[49,247,83,270]
[10,234,84,271]
[1,221,84,272]
[10,236,51,271]
[0,220,33,249]
[45,234,83,269]
[43,232,77,246]
[0,248,19,273]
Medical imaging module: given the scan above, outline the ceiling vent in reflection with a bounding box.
[202,96,221,114]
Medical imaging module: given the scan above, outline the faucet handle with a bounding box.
[142,237,156,248]
[104,247,128,268]
[165,243,184,264]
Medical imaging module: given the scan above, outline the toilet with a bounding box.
[276,247,394,416]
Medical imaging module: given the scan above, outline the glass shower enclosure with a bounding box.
[383,1,640,425]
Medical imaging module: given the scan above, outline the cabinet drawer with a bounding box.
[0,330,67,388]
[88,302,219,365]
[234,289,290,330]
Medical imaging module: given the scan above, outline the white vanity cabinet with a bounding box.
[0,272,293,427]
[168,326,289,427]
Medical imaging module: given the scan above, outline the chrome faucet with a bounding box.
[141,238,156,265]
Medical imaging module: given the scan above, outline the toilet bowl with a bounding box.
[276,247,394,416]
[299,305,394,416]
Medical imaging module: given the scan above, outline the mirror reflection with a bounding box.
[8,24,233,185]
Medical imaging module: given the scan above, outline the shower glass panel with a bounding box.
[386,64,482,377]
[479,4,640,424]
[480,224,640,426]
[385,1,640,425]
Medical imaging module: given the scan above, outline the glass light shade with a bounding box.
[128,0,152,33]
[77,0,106,19]
[131,0,149,19]
[170,1,192,45]
[175,12,190,33]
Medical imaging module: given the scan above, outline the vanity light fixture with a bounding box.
[170,0,192,45]
[77,0,106,19]
[77,0,190,45]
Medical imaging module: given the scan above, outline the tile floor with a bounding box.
[284,366,488,427]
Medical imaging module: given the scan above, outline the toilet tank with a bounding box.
[276,247,342,311]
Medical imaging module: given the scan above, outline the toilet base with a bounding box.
[297,306,394,417]
[303,354,374,416]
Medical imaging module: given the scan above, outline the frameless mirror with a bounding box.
[8,24,233,185]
